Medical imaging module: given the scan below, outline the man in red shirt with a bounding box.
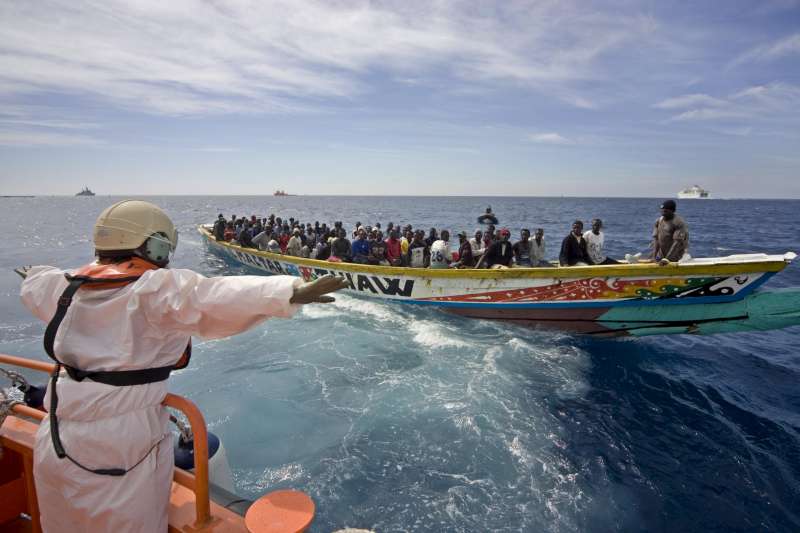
[385,229,403,266]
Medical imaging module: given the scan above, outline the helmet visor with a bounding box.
[150,231,178,261]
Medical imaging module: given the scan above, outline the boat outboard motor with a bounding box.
[173,428,235,493]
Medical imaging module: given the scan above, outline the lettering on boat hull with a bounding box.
[228,248,415,298]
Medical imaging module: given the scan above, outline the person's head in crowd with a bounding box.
[474,229,483,242]
[571,220,584,237]
[520,228,530,242]
[499,228,511,242]
[591,219,602,235]
[535,228,544,241]
[440,230,450,242]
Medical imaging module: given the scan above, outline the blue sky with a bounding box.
[0,0,799,197]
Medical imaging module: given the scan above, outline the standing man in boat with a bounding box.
[18,200,347,532]
[652,199,689,263]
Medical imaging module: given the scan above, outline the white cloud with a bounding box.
[730,83,800,107]
[731,33,800,66]
[0,0,651,116]
[528,133,572,144]
[659,83,800,123]
[0,130,103,147]
[653,94,728,109]
[668,108,748,122]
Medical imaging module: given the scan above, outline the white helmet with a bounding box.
[94,200,178,263]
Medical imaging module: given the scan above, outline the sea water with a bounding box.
[1,196,799,532]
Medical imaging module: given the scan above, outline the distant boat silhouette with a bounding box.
[678,185,709,199]
[76,186,95,197]
[274,190,292,196]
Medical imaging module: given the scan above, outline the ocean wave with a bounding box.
[301,304,342,319]
[330,295,400,323]
[409,320,472,349]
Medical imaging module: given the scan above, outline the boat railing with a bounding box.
[0,353,214,529]
[1,352,319,532]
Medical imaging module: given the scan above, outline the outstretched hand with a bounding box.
[14,266,31,279]
[290,274,349,304]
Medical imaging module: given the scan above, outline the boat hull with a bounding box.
[200,227,796,336]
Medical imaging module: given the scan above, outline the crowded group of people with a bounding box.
[211,200,688,269]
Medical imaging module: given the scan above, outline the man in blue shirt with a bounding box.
[352,228,370,263]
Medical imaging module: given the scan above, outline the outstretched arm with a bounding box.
[136,270,347,339]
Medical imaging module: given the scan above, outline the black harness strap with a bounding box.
[43,272,185,477]
[43,277,84,361]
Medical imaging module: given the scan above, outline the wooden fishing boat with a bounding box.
[199,227,799,337]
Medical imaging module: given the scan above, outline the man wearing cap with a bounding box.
[476,228,514,268]
[652,200,689,263]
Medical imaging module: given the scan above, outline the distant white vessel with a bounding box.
[678,185,709,199]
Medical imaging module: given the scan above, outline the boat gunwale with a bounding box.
[198,226,792,279]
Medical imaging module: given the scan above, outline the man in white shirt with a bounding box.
[429,230,453,269]
[531,228,548,266]
[252,228,272,250]
[469,229,485,258]
[583,219,619,265]
[286,228,303,256]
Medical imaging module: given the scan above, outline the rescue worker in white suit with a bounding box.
[18,200,348,532]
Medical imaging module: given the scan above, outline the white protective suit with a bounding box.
[20,265,302,532]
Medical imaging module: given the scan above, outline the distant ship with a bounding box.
[273,190,291,196]
[75,187,95,197]
[677,185,709,199]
